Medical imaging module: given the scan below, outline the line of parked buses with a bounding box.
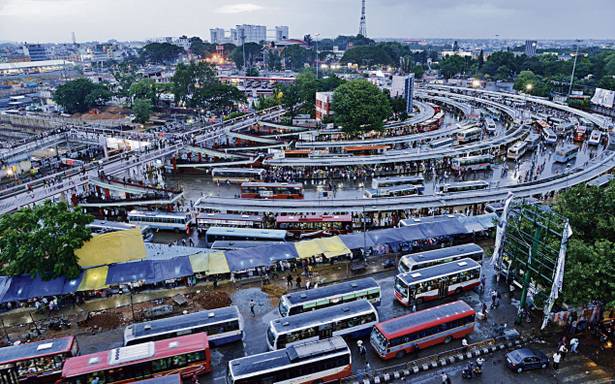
[0,243,486,384]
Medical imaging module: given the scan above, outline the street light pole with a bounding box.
[315,33,320,79]
[568,41,581,96]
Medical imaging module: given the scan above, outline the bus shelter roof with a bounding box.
[225,243,298,272]
[295,237,351,259]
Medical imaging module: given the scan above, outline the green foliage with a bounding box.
[192,83,246,113]
[254,95,281,111]
[224,111,247,121]
[141,42,184,64]
[332,79,392,134]
[278,83,301,119]
[566,98,591,111]
[54,78,111,114]
[438,55,474,79]
[341,45,395,67]
[267,51,282,71]
[598,76,615,91]
[513,71,551,97]
[132,98,153,123]
[390,95,407,115]
[246,67,260,77]
[284,45,315,72]
[171,61,217,106]
[112,64,138,99]
[554,181,615,307]
[189,37,215,58]
[0,202,93,280]
[129,79,158,105]
[231,43,262,69]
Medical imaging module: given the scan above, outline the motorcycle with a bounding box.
[462,363,474,379]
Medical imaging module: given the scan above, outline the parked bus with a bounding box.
[507,141,529,161]
[226,337,352,384]
[343,145,389,156]
[60,333,211,383]
[266,300,378,350]
[542,128,557,145]
[429,137,455,149]
[0,336,78,384]
[485,118,497,134]
[278,277,381,317]
[555,122,575,137]
[451,154,493,172]
[371,176,425,190]
[398,243,484,274]
[124,306,243,347]
[275,214,352,235]
[364,184,422,198]
[394,258,481,306]
[554,144,578,163]
[574,126,587,142]
[205,227,287,246]
[211,168,265,183]
[588,130,602,146]
[370,301,476,360]
[87,220,139,234]
[524,133,541,149]
[456,127,482,144]
[240,182,304,199]
[436,181,489,194]
[210,240,285,250]
[196,213,263,232]
[128,210,192,232]
[534,120,551,132]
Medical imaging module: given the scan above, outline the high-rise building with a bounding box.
[525,40,538,57]
[390,74,415,114]
[275,26,289,42]
[23,43,49,61]
[359,0,367,36]
[210,28,226,44]
[232,25,267,45]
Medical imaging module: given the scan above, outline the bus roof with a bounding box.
[283,277,379,306]
[271,300,375,333]
[127,306,240,340]
[240,182,303,188]
[454,154,493,161]
[62,333,208,378]
[205,226,287,240]
[443,180,489,188]
[128,210,189,219]
[275,214,353,223]
[229,337,348,379]
[373,176,425,184]
[197,212,263,222]
[587,174,613,187]
[88,220,137,231]
[397,258,480,285]
[376,301,474,339]
[133,375,181,384]
[0,336,75,365]
[401,244,483,265]
[212,240,286,250]
[343,145,389,152]
[557,144,578,153]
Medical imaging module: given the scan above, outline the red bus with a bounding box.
[240,182,304,199]
[59,333,211,384]
[275,214,353,235]
[370,300,475,360]
[534,120,551,132]
[343,145,389,156]
[574,126,587,142]
[0,336,78,384]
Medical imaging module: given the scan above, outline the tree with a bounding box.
[278,83,301,119]
[171,62,217,106]
[246,67,260,77]
[192,83,246,113]
[141,42,184,64]
[332,79,392,134]
[129,79,158,105]
[0,202,93,280]
[112,64,138,99]
[598,76,615,91]
[284,45,315,71]
[514,70,551,97]
[189,36,215,58]
[230,43,262,69]
[438,55,467,79]
[54,78,111,114]
[340,45,395,67]
[554,181,615,307]
[132,98,153,123]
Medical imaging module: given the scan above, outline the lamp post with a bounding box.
[315,33,320,79]
[568,40,581,96]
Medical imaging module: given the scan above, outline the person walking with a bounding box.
[357,340,366,359]
[558,343,568,360]
[570,337,579,353]
[286,274,293,287]
[249,299,256,317]
[552,352,561,370]
[295,275,302,288]
[441,372,451,384]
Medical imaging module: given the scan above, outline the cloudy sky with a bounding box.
[1,0,614,43]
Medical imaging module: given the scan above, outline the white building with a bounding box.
[232,25,267,45]
[275,26,289,42]
[315,92,334,120]
[210,28,226,44]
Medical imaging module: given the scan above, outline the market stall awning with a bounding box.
[188,253,209,274]
[76,228,146,268]
[207,252,230,275]
[0,276,31,303]
[78,266,109,291]
[148,257,193,283]
[225,243,298,272]
[0,277,11,303]
[106,261,154,285]
[295,239,323,259]
[338,232,376,250]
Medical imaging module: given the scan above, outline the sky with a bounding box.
[1,0,614,43]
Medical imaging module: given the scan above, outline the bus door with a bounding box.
[438,280,448,298]
[318,324,333,339]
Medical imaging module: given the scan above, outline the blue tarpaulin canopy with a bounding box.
[106,261,155,285]
[395,225,428,242]
[338,233,376,250]
[0,277,11,303]
[0,274,82,303]
[367,228,406,246]
[28,276,66,298]
[148,257,193,283]
[225,243,298,272]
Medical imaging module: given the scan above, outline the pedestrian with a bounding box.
[364,361,371,377]
[286,274,293,287]
[249,299,256,317]
[411,303,416,313]
[558,343,568,360]
[490,290,497,309]
[480,275,486,293]
[481,302,488,320]
[306,280,311,290]
[552,352,561,370]
[462,338,469,352]
[295,275,302,288]
[569,337,579,353]
[441,372,451,384]
[357,340,366,359]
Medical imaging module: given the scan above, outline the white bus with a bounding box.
[429,137,455,149]
[364,184,422,198]
[456,127,482,144]
[398,243,484,274]
[436,180,489,194]
[542,128,557,145]
[278,277,381,317]
[451,154,493,172]
[524,133,541,150]
[127,210,193,232]
[588,130,602,146]
[507,141,529,161]
[211,168,266,183]
[394,258,481,306]
[554,144,578,163]
[266,300,378,350]
[485,118,497,134]
[226,337,352,384]
[371,175,425,189]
